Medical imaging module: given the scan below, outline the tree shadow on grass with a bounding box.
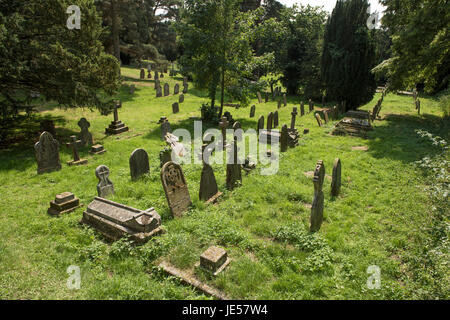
[366,113,448,164]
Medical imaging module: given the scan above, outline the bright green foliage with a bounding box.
[321,0,376,110]
[380,0,450,93]
[0,0,120,119]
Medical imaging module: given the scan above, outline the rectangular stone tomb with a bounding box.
[48,192,81,216]
[82,197,163,242]
[105,121,129,135]
[259,129,281,145]
[196,246,231,276]
[90,144,106,155]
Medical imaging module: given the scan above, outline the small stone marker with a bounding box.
[172,102,179,114]
[179,94,184,103]
[219,116,230,150]
[78,118,93,147]
[47,192,81,216]
[96,165,114,198]
[140,69,145,79]
[257,115,264,134]
[331,158,341,196]
[257,92,262,104]
[161,161,192,218]
[105,106,129,135]
[283,94,287,106]
[199,143,221,203]
[34,131,61,174]
[281,125,288,152]
[174,83,180,95]
[129,148,150,180]
[250,105,256,118]
[315,113,323,127]
[309,99,314,112]
[82,197,163,242]
[300,101,305,116]
[156,86,162,98]
[164,83,170,96]
[67,135,87,166]
[197,246,231,276]
[226,137,242,190]
[267,112,274,130]
[90,144,106,155]
[310,160,325,232]
[274,111,279,128]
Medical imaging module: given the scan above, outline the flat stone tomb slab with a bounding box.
[48,192,81,216]
[82,197,163,243]
[90,144,106,155]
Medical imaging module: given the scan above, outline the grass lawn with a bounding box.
[0,66,448,299]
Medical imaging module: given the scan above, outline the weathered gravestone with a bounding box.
[274,111,279,128]
[78,118,93,147]
[172,102,179,114]
[323,110,329,124]
[250,105,256,118]
[219,116,230,150]
[288,108,300,147]
[331,158,341,197]
[281,125,288,152]
[174,84,180,95]
[105,106,129,135]
[300,101,305,116]
[129,148,150,180]
[226,137,242,190]
[67,136,87,166]
[309,99,314,112]
[267,112,274,130]
[199,143,222,203]
[183,83,188,94]
[34,131,61,174]
[47,192,81,216]
[164,83,170,96]
[257,92,262,104]
[161,161,192,217]
[310,160,325,232]
[179,94,185,103]
[140,69,145,79]
[315,113,323,127]
[197,246,231,276]
[82,197,163,242]
[160,118,172,140]
[156,86,162,98]
[155,79,160,89]
[96,165,114,198]
[257,115,264,134]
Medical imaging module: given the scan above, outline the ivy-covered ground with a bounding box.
[0,67,448,299]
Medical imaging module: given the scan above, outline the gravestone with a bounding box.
[129,148,150,180]
[309,99,314,112]
[161,119,172,140]
[250,105,256,118]
[164,83,170,96]
[90,144,106,155]
[159,147,172,168]
[283,94,287,107]
[310,160,325,232]
[174,83,180,95]
[257,92,262,104]
[96,165,114,198]
[197,246,231,276]
[78,118,93,147]
[219,116,230,150]
[277,100,282,109]
[274,111,279,128]
[161,161,192,218]
[34,131,61,174]
[199,143,222,203]
[300,101,305,116]
[183,83,188,94]
[183,77,188,86]
[156,86,162,98]
[288,108,300,148]
[47,192,81,216]
[172,102,179,114]
[67,135,87,166]
[226,137,242,190]
[323,110,329,124]
[290,107,298,130]
[140,69,145,79]
[147,71,152,79]
[281,125,288,153]
[82,197,163,243]
[331,158,341,197]
[155,79,160,89]
[257,115,264,134]
[105,107,129,135]
[267,112,274,130]
[179,94,185,103]
[315,113,323,127]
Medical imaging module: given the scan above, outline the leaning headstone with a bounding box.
[267,112,274,130]
[82,197,163,242]
[78,118,93,147]
[156,86,162,98]
[331,158,341,197]
[226,137,242,190]
[283,94,287,107]
[96,165,114,198]
[174,83,180,95]
[164,83,170,96]
[179,94,185,103]
[172,102,179,114]
[300,101,305,116]
[274,111,279,128]
[129,148,150,180]
[199,143,222,203]
[67,135,87,166]
[34,131,61,174]
[105,106,129,135]
[281,125,288,153]
[309,99,314,112]
[257,115,264,134]
[47,192,81,216]
[161,119,172,140]
[315,113,323,127]
[140,69,145,80]
[161,161,192,218]
[310,160,325,232]
[257,92,262,104]
[250,105,256,118]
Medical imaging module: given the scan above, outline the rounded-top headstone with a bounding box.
[129,149,150,180]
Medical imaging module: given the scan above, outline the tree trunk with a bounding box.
[111,0,121,63]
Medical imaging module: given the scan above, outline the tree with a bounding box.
[0,0,120,119]
[321,0,376,110]
[177,0,259,118]
[380,0,449,93]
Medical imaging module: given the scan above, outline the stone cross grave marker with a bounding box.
[310,160,325,232]
[219,116,230,150]
[105,106,129,135]
[250,105,255,118]
[161,161,192,218]
[34,131,61,174]
[67,135,87,166]
[291,107,298,130]
[331,158,341,197]
[129,148,150,180]
[78,118,93,147]
[96,165,114,198]
[226,136,242,190]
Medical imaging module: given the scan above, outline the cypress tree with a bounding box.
[321,0,376,110]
